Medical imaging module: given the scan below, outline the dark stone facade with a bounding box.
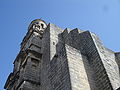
[4,19,120,90]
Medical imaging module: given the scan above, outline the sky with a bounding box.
[0,0,120,89]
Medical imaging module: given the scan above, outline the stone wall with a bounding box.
[65,45,91,90]
[91,32,120,90]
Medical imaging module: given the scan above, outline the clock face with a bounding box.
[28,19,47,33]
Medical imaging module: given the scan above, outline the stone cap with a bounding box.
[28,19,47,31]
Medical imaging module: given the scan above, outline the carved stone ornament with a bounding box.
[28,19,47,33]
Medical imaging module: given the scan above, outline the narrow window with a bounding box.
[41,23,44,29]
[53,42,55,45]
[31,58,39,69]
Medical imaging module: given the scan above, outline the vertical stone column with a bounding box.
[91,32,120,90]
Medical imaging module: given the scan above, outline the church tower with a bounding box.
[4,19,120,90]
[4,19,47,90]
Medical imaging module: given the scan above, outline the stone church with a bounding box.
[4,19,120,90]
